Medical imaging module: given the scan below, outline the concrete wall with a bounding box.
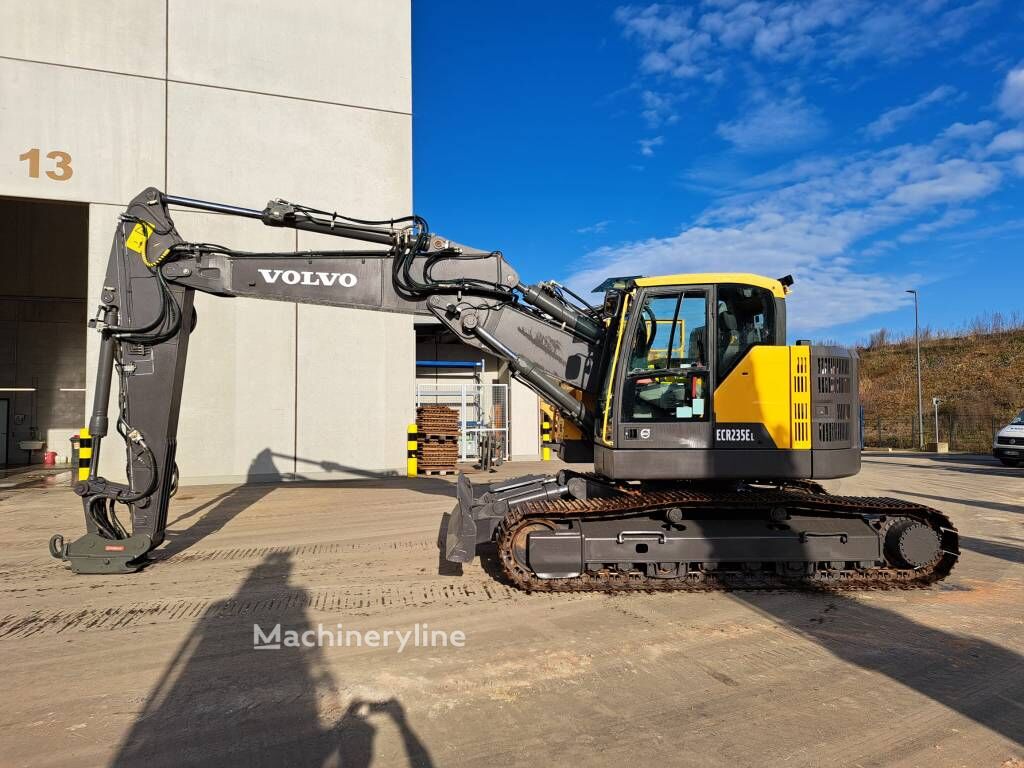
[0,199,88,465]
[1,0,413,482]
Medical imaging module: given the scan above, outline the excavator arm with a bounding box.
[51,187,608,574]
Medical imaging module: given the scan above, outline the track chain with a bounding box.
[495,483,960,593]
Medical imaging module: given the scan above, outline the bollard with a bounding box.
[407,423,418,477]
[541,416,551,461]
[77,427,92,481]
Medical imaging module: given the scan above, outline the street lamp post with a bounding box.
[906,289,924,449]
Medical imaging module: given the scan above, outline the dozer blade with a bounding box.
[445,475,479,563]
[444,473,572,564]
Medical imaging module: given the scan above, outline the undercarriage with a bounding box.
[446,472,960,592]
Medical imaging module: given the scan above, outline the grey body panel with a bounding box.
[593,445,859,480]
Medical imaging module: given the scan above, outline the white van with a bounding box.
[993,409,1024,467]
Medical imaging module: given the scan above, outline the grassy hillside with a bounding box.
[857,328,1024,450]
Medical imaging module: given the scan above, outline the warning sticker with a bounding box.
[125,221,154,254]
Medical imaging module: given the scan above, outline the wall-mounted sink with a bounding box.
[19,441,44,450]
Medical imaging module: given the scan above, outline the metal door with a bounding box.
[614,286,714,450]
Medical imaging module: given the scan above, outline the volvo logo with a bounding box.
[257,269,358,287]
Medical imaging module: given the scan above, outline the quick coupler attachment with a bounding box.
[443,473,571,564]
[49,532,154,574]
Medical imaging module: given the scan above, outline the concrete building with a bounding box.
[0,1,539,480]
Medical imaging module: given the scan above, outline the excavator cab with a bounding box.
[588,274,860,482]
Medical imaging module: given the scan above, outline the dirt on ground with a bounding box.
[0,453,1021,768]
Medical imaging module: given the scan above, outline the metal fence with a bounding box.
[415,383,509,461]
[862,412,1005,453]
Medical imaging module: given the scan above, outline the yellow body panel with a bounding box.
[713,346,796,449]
[635,273,788,299]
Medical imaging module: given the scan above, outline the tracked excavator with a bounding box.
[49,188,960,589]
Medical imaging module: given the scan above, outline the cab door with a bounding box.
[607,286,714,450]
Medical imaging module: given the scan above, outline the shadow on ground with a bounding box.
[112,551,435,767]
[157,448,459,560]
[958,535,1024,564]
[863,453,1024,478]
[884,488,1023,516]
[732,589,1024,747]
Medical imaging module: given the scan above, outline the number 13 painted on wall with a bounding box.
[19,148,73,181]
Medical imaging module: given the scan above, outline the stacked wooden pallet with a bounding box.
[416,405,460,474]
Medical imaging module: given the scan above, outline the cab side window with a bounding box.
[716,284,775,380]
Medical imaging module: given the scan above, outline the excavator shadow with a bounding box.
[884,487,1023,516]
[731,589,1024,747]
[111,551,435,767]
[156,449,459,561]
[863,454,1024,478]
[958,535,1024,564]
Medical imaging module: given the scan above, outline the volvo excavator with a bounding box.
[49,188,960,590]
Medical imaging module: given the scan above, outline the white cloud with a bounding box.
[576,220,612,235]
[717,96,826,152]
[865,85,957,139]
[986,129,1024,154]
[564,132,1009,332]
[640,90,679,127]
[614,1,997,89]
[638,136,664,156]
[886,159,1000,205]
[897,208,976,243]
[996,64,1024,118]
[940,120,997,142]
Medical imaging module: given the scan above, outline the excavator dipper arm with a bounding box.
[50,188,607,574]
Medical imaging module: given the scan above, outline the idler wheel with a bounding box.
[509,520,555,569]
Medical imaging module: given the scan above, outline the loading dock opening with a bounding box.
[0,196,88,466]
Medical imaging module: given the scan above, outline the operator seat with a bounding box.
[718,308,742,374]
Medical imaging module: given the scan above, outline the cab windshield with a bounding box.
[1011,409,1024,426]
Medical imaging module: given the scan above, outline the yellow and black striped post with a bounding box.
[77,427,93,481]
[541,415,552,461]
[407,423,418,477]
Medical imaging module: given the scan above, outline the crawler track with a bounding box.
[495,482,960,592]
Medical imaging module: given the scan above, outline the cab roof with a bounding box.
[634,272,786,299]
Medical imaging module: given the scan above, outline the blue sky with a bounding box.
[412,1,1024,341]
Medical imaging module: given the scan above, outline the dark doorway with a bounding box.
[0,196,88,466]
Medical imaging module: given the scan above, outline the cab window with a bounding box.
[623,290,709,422]
[716,284,775,380]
